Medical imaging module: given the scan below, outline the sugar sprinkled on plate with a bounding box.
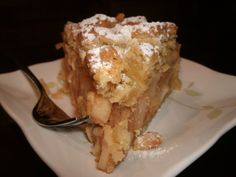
[127,144,178,161]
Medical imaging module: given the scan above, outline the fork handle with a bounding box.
[13,58,44,93]
[20,65,44,92]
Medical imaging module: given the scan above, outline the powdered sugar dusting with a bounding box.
[95,24,134,41]
[139,43,154,57]
[80,14,116,27]
[79,14,116,42]
[70,14,176,45]
[127,144,178,161]
[94,21,168,42]
[78,14,174,43]
[121,16,147,24]
[88,46,113,72]
[86,33,96,41]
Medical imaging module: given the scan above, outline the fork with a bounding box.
[18,61,90,128]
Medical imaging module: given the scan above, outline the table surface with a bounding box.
[0,1,236,177]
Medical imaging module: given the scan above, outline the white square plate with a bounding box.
[0,58,236,177]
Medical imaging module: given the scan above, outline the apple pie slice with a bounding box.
[61,13,181,173]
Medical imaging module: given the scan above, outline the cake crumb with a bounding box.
[133,131,162,150]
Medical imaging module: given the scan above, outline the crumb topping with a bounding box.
[88,46,113,72]
[64,13,178,106]
[133,132,162,150]
[78,14,116,42]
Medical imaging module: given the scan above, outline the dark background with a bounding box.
[0,0,235,176]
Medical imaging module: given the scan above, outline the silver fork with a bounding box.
[18,62,90,128]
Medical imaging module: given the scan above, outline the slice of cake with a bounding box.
[61,13,181,173]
